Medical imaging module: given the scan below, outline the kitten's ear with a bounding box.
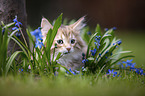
[69,16,86,30]
[41,17,53,37]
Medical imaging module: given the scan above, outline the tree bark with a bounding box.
[0,0,27,55]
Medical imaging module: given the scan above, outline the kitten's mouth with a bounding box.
[64,52,70,54]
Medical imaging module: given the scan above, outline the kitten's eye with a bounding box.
[57,39,63,44]
[71,39,75,44]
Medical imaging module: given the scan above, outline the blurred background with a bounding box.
[26,0,145,67]
[26,0,145,30]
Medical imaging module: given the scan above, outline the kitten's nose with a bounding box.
[66,48,71,52]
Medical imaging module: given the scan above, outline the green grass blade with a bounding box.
[26,29,35,45]
[5,51,23,76]
[112,51,132,56]
[50,13,63,47]
[45,29,52,61]
[110,55,135,67]
[1,28,8,74]
[2,22,15,28]
[9,36,29,57]
[7,29,20,45]
[0,26,2,45]
[95,24,101,36]
[0,26,2,75]
[86,33,98,58]
[45,13,62,62]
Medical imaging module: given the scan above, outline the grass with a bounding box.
[0,73,145,96]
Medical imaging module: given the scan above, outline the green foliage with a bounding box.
[21,13,64,76]
[0,14,142,78]
[0,23,23,76]
[82,24,134,74]
[0,13,75,77]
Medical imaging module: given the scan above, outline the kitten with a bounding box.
[41,16,87,70]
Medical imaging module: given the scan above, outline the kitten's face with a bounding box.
[41,16,86,54]
[53,26,77,54]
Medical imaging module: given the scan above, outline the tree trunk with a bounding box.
[0,0,27,55]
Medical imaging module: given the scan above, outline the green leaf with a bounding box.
[0,26,2,74]
[9,36,29,57]
[1,28,8,72]
[112,51,132,56]
[2,22,15,28]
[45,29,53,61]
[86,33,98,58]
[95,24,101,36]
[7,28,20,45]
[26,29,35,45]
[81,26,90,44]
[100,34,112,45]
[53,52,62,64]
[50,13,63,46]
[55,52,62,61]
[44,13,62,62]
[5,51,23,76]
[110,55,135,67]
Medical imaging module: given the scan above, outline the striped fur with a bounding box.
[41,16,87,70]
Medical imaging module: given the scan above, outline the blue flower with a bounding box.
[113,72,118,77]
[90,48,97,56]
[104,28,109,31]
[82,59,88,63]
[122,59,135,68]
[12,16,22,37]
[35,40,44,49]
[12,16,22,28]
[2,28,5,35]
[94,42,100,49]
[112,27,117,30]
[31,27,43,41]
[139,68,144,75]
[117,40,122,45]
[66,69,76,75]
[96,36,101,39]
[135,68,140,74]
[95,36,101,49]
[134,68,145,75]
[16,32,21,38]
[105,51,109,54]
[130,63,136,68]
[113,43,116,45]
[95,37,101,42]
[13,16,18,23]
[87,31,92,35]
[12,27,19,31]
[19,68,23,72]
[106,69,118,77]
[99,53,101,57]
[31,27,44,48]
[117,62,124,68]
[15,22,22,26]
